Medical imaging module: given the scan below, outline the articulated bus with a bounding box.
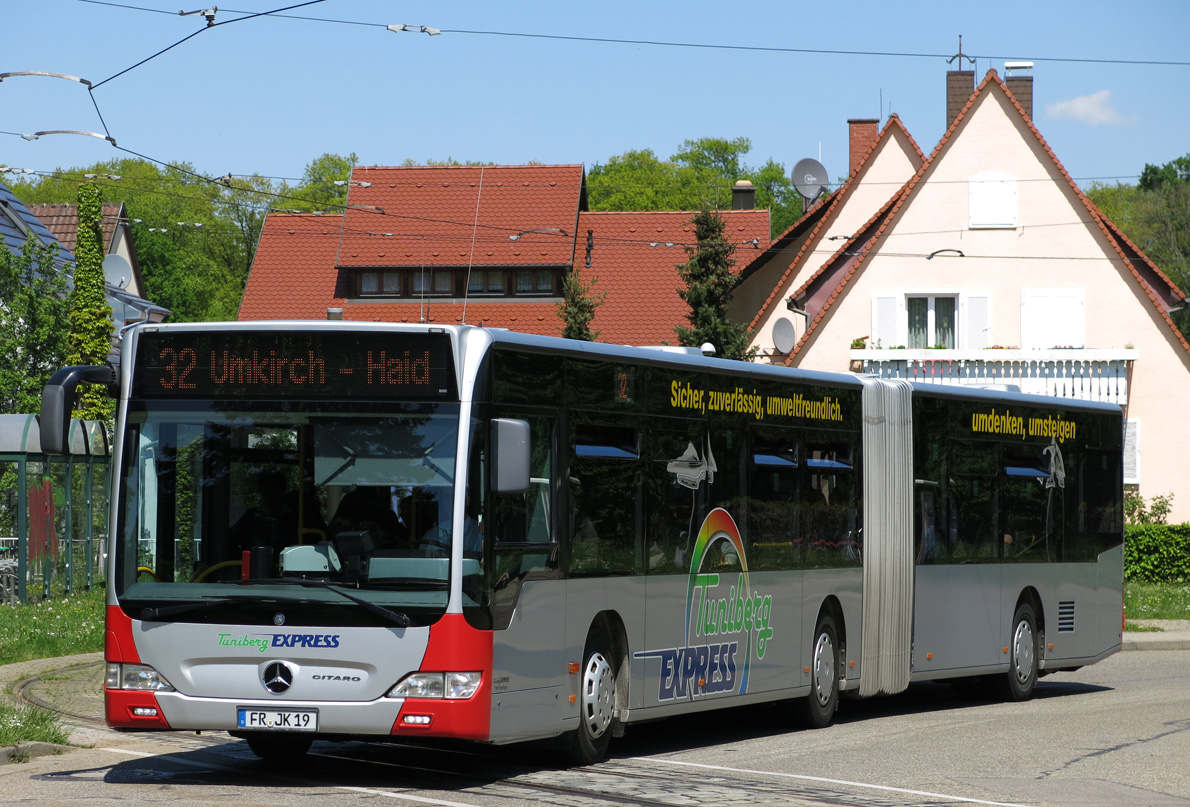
[39,322,1124,764]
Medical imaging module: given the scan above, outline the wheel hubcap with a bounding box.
[812,632,836,706]
[581,652,614,738]
[1012,620,1035,684]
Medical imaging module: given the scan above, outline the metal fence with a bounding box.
[0,415,110,605]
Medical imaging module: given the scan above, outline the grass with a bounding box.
[0,586,106,667]
[0,702,71,749]
[1125,580,1190,626]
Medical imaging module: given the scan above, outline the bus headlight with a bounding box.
[105,662,175,692]
[387,672,481,700]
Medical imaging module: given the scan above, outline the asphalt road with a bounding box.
[2,646,1188,807]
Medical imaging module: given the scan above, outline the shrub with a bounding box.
[1125,524,1190,583]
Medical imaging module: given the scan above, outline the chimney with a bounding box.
[848,119,879,176]
[1004,61,1034,119]
[731,179,756,210]
[947,69,974,128]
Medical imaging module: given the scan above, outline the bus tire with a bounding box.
[798,612,840,729]
[240,731,313,760]
[568,627,616,765]
[997,602,1038,702]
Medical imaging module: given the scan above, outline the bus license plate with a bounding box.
[237,708,317,731]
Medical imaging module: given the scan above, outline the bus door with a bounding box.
[486,414,565,741]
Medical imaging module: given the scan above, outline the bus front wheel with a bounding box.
[997,602,1038,701]
[798,613,840,729]
[568,627,616,765]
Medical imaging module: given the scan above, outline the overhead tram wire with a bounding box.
[69,1,1190,69]
[88,0,331,91]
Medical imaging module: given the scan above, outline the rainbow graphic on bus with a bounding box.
[637,508,775,702]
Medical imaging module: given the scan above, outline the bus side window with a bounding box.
[746,431,799,571]
[490,417,555,547]
[802,441,859,567]
[569,423,642,577]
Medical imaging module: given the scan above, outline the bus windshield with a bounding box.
[116,401,466,625]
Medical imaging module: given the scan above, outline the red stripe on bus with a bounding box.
[391,614,492,741]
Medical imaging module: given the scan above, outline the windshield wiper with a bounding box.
[292,580,411,627]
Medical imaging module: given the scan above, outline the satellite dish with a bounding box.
[792,158,830,201]
[103,254,132,290]
[772,317,797,354]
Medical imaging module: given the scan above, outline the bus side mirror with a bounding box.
[39,365,116,455]
[491,418,530,494]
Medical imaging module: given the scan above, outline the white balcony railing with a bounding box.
[851,348,1137,405]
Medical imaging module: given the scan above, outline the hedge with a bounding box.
[1125,524,1190,583]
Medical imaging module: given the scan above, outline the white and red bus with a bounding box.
[40,322,1124,763]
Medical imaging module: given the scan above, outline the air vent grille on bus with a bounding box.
[1058,601,1076,633]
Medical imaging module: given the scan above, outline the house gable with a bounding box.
[735,115,924,361]
[784,69,1189,372]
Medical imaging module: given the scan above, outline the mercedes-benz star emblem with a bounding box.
[273,613,285,626]
[263,661,295,694]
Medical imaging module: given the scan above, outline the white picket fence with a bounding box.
[853,349,1136,405]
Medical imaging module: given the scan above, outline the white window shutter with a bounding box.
[1123,420,1140,485]
[969,172,1018,229]
[1022,289,1085,349]
[1053,289,1085,348]
[872,295,899,348]
[963,294,990,348]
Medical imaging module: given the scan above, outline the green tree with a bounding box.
[557,266,607,341]
[67,183,115,420]
[0,237,72,413]
[8,158,286,322]
[1088,151,1190,335]
[675,209,755,361]
[588,138,801,237]
[284,152,357,211]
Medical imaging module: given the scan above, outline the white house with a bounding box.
[732,66,1190,520]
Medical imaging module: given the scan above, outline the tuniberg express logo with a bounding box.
[218,633,341,653]
[635,509,775,701]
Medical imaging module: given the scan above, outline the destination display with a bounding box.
[132,330,457,400]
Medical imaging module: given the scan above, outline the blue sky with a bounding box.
[3,0,1187,192]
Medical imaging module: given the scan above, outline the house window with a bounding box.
[412,271,455,297]
[358,271,403,296]
[350,268,564,299]
[873,293,987,349]
[468,270,505,296]
[969,172,1018,229]
[517,270,554,296]
[907,296,956,348]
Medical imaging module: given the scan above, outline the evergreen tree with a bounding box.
[675,209,755,361]
[557,265,607,341]
[67,183,115,420]
[0,237,72,413]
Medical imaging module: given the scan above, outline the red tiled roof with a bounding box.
[780,69,1190,365]
[27,202,125,254]
[577,209,771,345]
[241,197,770,346]
[239,213,345,320]
[337,165,584,269]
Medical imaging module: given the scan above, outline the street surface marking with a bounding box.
[645,757,1033,807]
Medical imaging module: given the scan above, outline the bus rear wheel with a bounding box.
[798,613,840,729]
[997,602,1039,702]
[568,627,616,765]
